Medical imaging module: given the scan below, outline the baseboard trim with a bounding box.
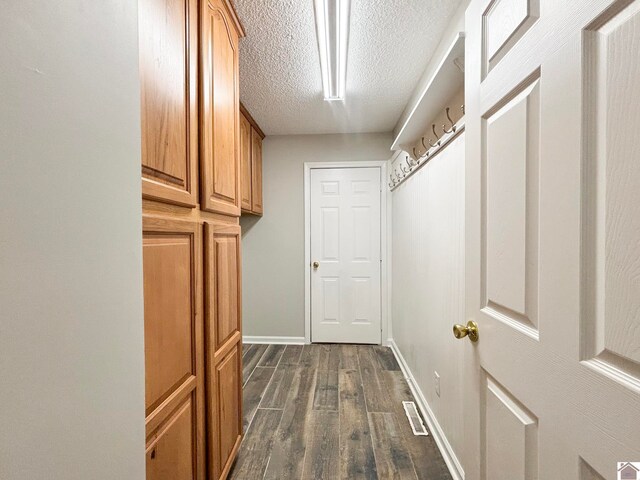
[388,339,465,480]
[242,335,306,345]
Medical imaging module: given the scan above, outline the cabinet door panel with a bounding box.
[201,0,241,216]
[240,113,252,211]
[207,342,242,480]
[143,217,204,480]
[205,223,241,351]
[139,0,197,207]
[251,128,263,215]
[146,397,195,480]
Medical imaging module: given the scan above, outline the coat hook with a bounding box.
[443,107,456,134]
[432,123,440,141]
[461,104,465,115]
[428,138,439,148]
[421,137,430,157]
[412,147,419,159]
[405,156,414,170]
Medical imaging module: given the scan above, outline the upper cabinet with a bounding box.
[200,0,242,216]
[239,114,252,211]
[139,0,198,208]
[239,104,265,216]
[250,129,263,215]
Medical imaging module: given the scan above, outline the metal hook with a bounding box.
[412,147,420,159]
[406,156,415,170]
[432,124,440,141]
[443,107,456,134]
[400,162,409,174]
[421,137,430,157]
[428,138,439,148]
[461,104,465,115]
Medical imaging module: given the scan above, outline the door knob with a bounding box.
[312,261,320,269]
[453,321,479,342]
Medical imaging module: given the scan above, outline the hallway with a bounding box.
[230,344,451,479]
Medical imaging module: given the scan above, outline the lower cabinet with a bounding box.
[205,223,243,480]
[143,217,205,480]
[144,218,242,480]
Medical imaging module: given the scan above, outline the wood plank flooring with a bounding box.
[230,344,452,480]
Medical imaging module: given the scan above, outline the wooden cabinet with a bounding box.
[204,223,243,480]
[240,105,265,216]
[139,0,245,478]
[201,0,242,216]
[139,0,198,208]
[250,129,263,215]
[143,217,205,480]
[240,114,252,211]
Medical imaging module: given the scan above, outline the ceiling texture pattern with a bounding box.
[233,0,464,136]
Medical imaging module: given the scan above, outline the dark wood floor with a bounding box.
[229,343,452,480]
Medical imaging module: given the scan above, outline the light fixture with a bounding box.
[313,0,351,101]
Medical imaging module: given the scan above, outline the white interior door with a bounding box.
[310,167,381,344]
[464,0,640,479]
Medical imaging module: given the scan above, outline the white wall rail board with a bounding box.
[389,117,465,191]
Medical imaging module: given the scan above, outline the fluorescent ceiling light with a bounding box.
[314,0,351,101]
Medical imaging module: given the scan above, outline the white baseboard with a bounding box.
[242,335,306,345]
[388,339,465,480]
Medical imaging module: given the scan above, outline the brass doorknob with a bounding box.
[453,321,479,342]
[312,261,320,269]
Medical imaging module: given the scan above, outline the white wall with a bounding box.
[391,134,465,475]
[0,2,145,479]
[241,133,392,338]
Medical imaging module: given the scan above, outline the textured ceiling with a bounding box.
[233,0,464,136]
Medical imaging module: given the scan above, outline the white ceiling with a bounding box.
[234,0,464,136]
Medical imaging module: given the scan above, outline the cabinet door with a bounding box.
[204,223,241,352]
[200,0,241,216]
[208,343,242,480]
[143,216,204,480]
[250,128,263,215]
[139,0,198,207]
[204,222,242,480]
[240,113,252,212]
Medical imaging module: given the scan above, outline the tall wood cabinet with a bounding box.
[239,104,265,216]
[138,0,245,479]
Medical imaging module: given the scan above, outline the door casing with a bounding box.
[304,161,390,345]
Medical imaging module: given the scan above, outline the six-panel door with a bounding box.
[139,0,198,208]
[201,0,241,216]
[310,167,382,344]
[143,217,205,480]
[464,0,640,478]
[204,222,243,480]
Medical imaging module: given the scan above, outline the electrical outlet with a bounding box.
[434,371,440,397]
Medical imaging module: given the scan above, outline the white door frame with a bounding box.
[304,161,390,345]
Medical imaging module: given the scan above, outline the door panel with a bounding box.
[310,167,381,344]
[207,339,242,480]
[483,77,540,335]
[251,128,263,214]
[146,397,196,480]
[143,233,194,413]
[143,217,204,480]
[205,223,241,352]
[240,113,252,211]
[201,0,240,216]
[465,0,640,478]
[139,0,198,207]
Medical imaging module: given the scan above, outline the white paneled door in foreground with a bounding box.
[464,0,640,479]
[310,167,381,344]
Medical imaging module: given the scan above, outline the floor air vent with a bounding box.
[402,401,429,436]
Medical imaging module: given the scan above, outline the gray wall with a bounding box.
[241,133,393,338]
[0,2,145,479]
